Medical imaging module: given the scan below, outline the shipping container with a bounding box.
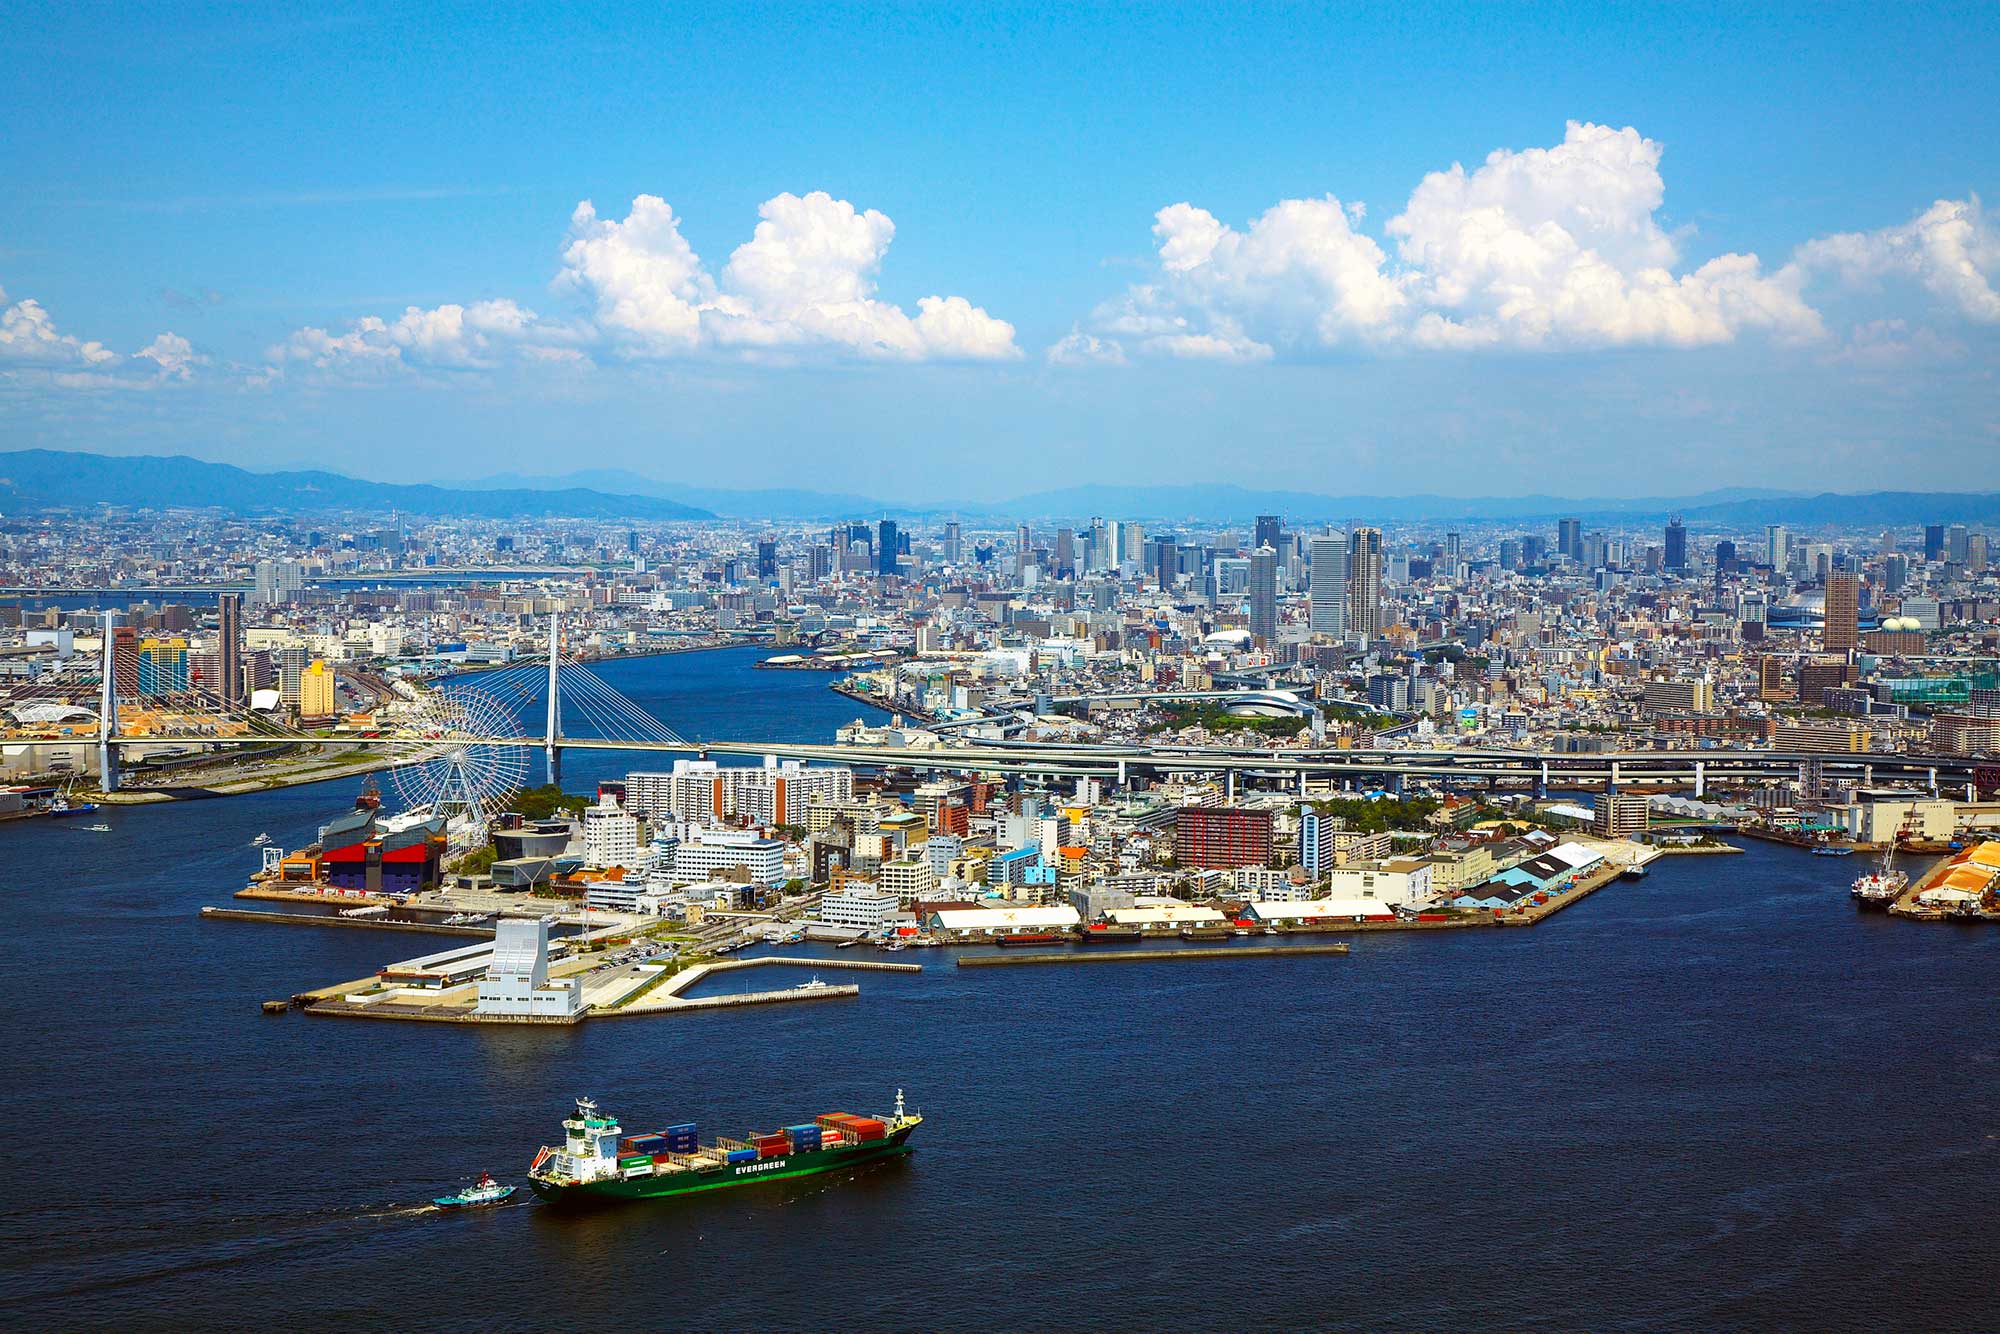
[666,1122,696,1134]
[726,1149,757,1163]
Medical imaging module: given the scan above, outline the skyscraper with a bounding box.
[1558,517,1582,562]
[755,537,778,580]
[1253,514,1283,554]
[1054,527,1076,579]
[1015,523,1032,578]
[1664,517,1688,572]
[941,522,962,563]
[1153,534,1178,593]
[1823,571,1859,653]
[1443,532,1462,574]
[1348,528,1383,637]
[1308,535,1347,637]
[1249,546,1278,645]
[216,592,243,707]
[1766,524,1790,570]
[876,519,900,576]
[1923,524,1945,562]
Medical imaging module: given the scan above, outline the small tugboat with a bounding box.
[251,832,271,847]
[1811,844,1854,857]
[1851,843,1909,909]
[433,1172,515,1209]
[354,776,383,811]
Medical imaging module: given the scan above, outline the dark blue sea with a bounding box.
[3,647,1996,1330]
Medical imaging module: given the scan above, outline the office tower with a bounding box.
[1558,517,1582,562]
[1923,524,1945,562]
[1664,517,1688,571]
[1153,534,1178,592]
[1015,523,1031,578]
[1970,533,1990,572]
[876,519,900,576]
[1121,522,1145,566]
[755,537,778,580]
[1100,518,1121,571]
[1348,527,1383,637]
[1054,527,1076,579]
[216,592,243,707]
[1883,553,1908,592]
[1248,546,1278,645]
[808,543,832,581]
[1308,535,1348,637]
[1253,515,1283,554]
[942,521,962,563]
[1766,524,1790,570]
[1443,532,1462,573]
[1823,571,1859,652]
[1498,537,1522,570]
[1946,524,1971,563]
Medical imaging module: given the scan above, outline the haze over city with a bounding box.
[4,3,1999,499]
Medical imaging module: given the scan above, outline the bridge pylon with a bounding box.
[544,612,562,785]
[97,610,119,793]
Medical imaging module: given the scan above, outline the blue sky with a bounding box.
[3,2,1997,502]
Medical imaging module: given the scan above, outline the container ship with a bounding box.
[528,1092,920,1205]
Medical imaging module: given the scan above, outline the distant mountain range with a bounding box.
[461,468,880,520]
[0,451,712,520]
[458,471,2000,526]
[5,450,1999,528]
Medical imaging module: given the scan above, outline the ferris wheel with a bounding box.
[384,686,527,827]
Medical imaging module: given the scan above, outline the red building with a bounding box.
[1175,806,1274,869]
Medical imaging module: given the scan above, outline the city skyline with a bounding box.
[3,4,1999,498]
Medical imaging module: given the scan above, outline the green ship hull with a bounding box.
[530,1127,916,1205]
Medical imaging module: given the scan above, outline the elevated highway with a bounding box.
[95,730,1988,793]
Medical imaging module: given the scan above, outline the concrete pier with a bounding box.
[959,942,1352,967]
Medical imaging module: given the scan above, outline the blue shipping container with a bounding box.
[667,1123,697,1135]
[726,1149,757,1163]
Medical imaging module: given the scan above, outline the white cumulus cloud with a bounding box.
[285,190,1019,376]
[270,298,580,373]
[1797,194,2000,323]
[0,283,196,388]
[1059,121,1827,362]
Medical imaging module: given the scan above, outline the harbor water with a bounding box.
[2,647,1997,1329]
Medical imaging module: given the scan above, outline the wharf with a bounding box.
[201,906,492,937]
[960,942,1351,968]
[596,982,860,1016]
[1500,859,1628,926]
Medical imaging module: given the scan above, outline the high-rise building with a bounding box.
[808,544,832,581]
[755,537,778,580]
[1308,535,1348,637]
[1054,527,1076,579]
[1175,805,1274,869]
[942,521,962,564]
[1664,517,1688,572]
[1823,571,1859,653]
[1558,517,1582,562]
[1946,524,1972,563]
[1014,523,1032,578]
[1923,524,1945,562]
[1248,546,1278,645]
[1153,534,1178,593]
[299,659,337,721]
[876,519,900,576]
[1347,528,1383,637]
[1253,514,1283,554]
[216,592,243,707]
[1766,524,1790,570]
[1443,532,1462,574]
